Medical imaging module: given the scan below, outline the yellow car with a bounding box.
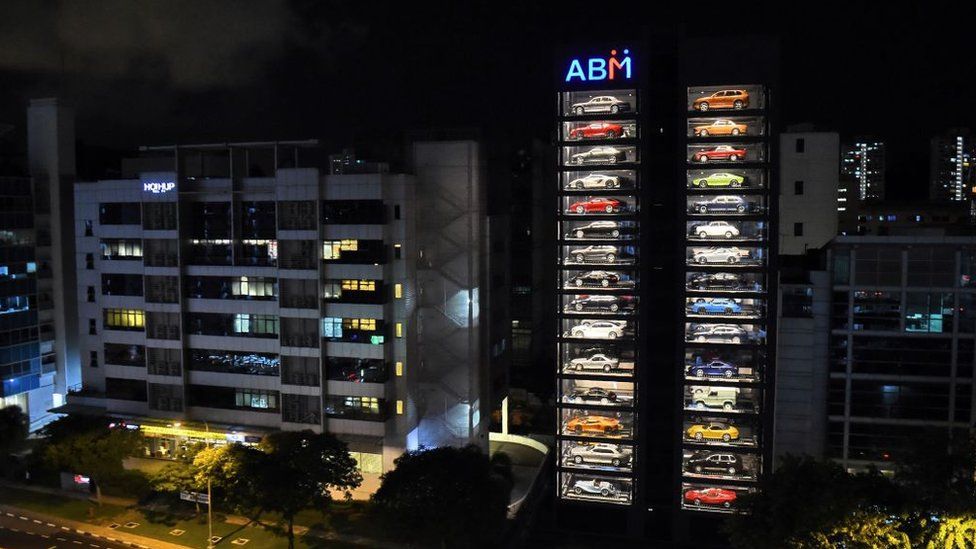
[693,119,747,137]
[686,422,739,442]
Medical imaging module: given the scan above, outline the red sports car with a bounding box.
[567,197,623,214]
[692,145,747,163]
[683,487,737,508]
[570,122,624,140]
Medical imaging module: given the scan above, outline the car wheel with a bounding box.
[724,370,734,378]
[699,102,709,112]
[733,100,743,110]
[600,397,609,405]
[575,181,584,189]
[695,369,705,377]
[695,465,703,473]
[607,179,617,188]
[731,181,740,188]
[694,498,702,506]
[604,426,613,434]
[574,455,583,464]
[576,205,585,214]
[605,204,614,213]
[722,434,731,442]
[732,336,741,344]
[698,180,707,188]
[695,433,704,441]
[610,105,619,113]
[574,107,583,115]
[574,425,582,433]
[695,308,704,315]
[610,303,619,312]
[724,402,734,411]
[606,253,616,262]
[611,458,620,467]
[698,231,708,239]
[737,205,745,213]
[696,335,705,342]
[698,206,708,213]
[729,154,739,162]
[731,128,740,136]
[699,129,708,137]
[601,488,609,497]
[608,332,618,339]
[723,501,731,508]
[725,232,733,238]
[574,157,583,165]
[698,155,708,163]
[603,364,611,373]
[576,363,584,371]
[575,254,585,262]
[606,131,616,138]
[600,279,609,287]
[728,467,737,475]
[725,307,733,314]
[697,256,706,264]
[576,230,586,239]
[611,229,620,238]
[608,156,617,164]
[575,303,584,311]
[695,401,705,409]
[727,257,737,264]
[574,486,582,494]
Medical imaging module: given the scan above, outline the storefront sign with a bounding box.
[565,49,632,82]
[180,491,210,504]
[143,180,175,194]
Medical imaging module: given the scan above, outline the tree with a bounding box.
[253,431,362,549]
[894,432,976,516]
[0,405,29,456]
[149,442,206,513]
[40,416,143,505]
[372,445,513,549]
[193,443,264,517]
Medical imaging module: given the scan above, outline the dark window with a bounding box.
[321,200,386,224]
[89,350,98,368]
[394,245,401,260]
[794,180,804,195]
[99,203,141,225]
[105,377,147,402]
[326,357,388,383]
[142,203,177,230]
[101,274,143,297]
[85,253,94,269]
[88,318,97,335]
[184,202,231,239]
[87,286,95,302]
[240,201,276,239]
[795,138,805,153]
[394,205,401,220]
[104,344,145,367]
[794,222,804,236]
[84,220,93,236]
[187,384,279,412]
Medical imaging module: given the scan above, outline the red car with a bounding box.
[692,145,746,163]
[567,197,622,214]
[684,487,737,508]
[570,122,624,140]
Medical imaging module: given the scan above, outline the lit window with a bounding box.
[394,283,403,299]
[396,400,404,415]
[395,361,403,376]
[103,308,145,330]
[395,322,403,338]
[322,317,343,338]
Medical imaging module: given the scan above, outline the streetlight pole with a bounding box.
[206,422,214,549]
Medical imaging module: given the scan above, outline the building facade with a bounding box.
[929,130,975,203]
[779,130,839,254]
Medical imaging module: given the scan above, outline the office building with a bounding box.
[64,138,501,485]
[0,99,79,431]
[846,201,973,236]
[839,139,885,205]
[827,235,976,472]
[929,130,976,203]
[779,129,839,254]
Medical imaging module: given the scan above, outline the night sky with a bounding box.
[1,1,973,198]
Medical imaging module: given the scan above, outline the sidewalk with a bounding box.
[0,503,191,549]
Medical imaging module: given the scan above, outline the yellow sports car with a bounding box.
[693,119,747,137]
[686,422,739,442]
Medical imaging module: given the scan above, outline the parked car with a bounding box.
[567,221,628,239]
[571,96,631,115]
[568,443,632,467]
[566,415,622,435]
[570,147,627,165]
[687,298,742,315]
[688,272,746,291]
[690,247,744,265]
[693,119,747,137]
[684,487,737,508]
[688,324,748,344]
[690,221,740,239]
[566,353,620,373]
[569,270,621,288]
[571,478,619,497]
[568,197,622,214]
[687,451,743,476]
[692,89,750,111]
[686,421,740,442]
[569,295,629,313]
[570,122,625,140]
[689,360,739,379]
[692,195,756,214]
[689,386,740,411]
[568,386,619,405]
[692,145,747,163]
[571,320,627,339]
[692,172,746,188]
[566,173,624,190]
[568,245,619,263]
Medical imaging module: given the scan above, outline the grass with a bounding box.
[0,487,371,548]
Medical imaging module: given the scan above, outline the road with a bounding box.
[0,509,135,549]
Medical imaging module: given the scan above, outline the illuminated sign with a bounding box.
[565,49,632,82]
[143,181,175,194]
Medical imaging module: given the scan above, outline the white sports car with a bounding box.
[566,173,622,190]
[571,320,627,339]
[566,353,620,373]
[690,247,744,264]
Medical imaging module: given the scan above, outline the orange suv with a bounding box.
[566,415,622,435]
[693,90,750,112]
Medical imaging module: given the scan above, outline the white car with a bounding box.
[688,324,747,343]
[571,320,626,339]
[568,245,619,263]
[570,478,618,497]
[566,173,622,190]
[568,443,632,467]
[691,221,740,239]
[690,247,743,264]
[566,353,620,373]
[570,96,631,115]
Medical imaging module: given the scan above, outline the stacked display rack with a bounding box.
[555,88,641,505]
[679,85,770,513]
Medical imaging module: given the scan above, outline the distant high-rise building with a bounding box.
[839,139,885,208]
[929,130,976,203]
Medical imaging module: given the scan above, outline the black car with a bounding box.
[569,270,621,288]
[569,387,619,404]
[566,221,632,240]
[686,451,743,476]
[574,345,616,358]
[568,295,632,313]
[688,273,745,291]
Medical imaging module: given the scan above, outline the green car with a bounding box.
[693,172,746,188]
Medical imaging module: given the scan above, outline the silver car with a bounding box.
[568,443,632,467]
[570,96,631,115]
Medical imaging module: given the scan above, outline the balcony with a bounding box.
[147,360,182,377]
[281,333,318,348]
[144,253,179,267]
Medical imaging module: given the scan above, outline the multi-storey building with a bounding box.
[839,139,885,205]
[779,129,839,254]
[827,235,976,472]
[929,130,976,203]
[1,98,79,431]
[65,139,501,485]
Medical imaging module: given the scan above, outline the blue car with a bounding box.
[688,298,742,315]
[690,360,738,379]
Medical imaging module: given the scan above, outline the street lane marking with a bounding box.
[62,526,71,530]
[18,516,27,520]
[33,519,42,523]
[41,534,50,538]
[47,523,57,527]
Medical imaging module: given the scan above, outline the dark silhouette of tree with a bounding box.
[372,445,513,548]
[0,405,29,456]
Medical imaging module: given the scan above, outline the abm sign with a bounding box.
[565,49,632,83]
